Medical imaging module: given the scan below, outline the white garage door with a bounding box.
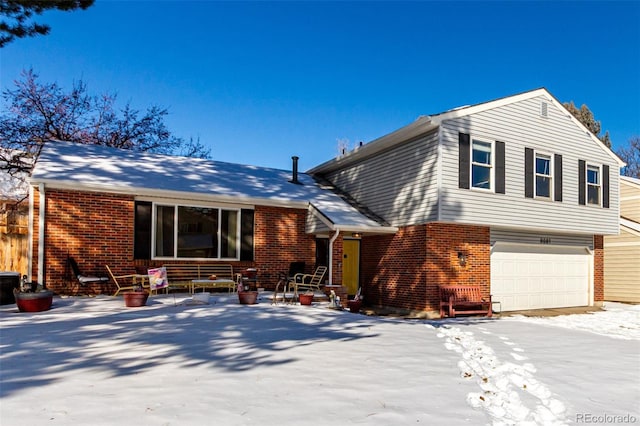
[491,243,591,312]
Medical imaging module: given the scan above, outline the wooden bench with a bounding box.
[439,285,492,319]
[163,264,237,294]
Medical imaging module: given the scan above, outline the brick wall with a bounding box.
[425,222,491,310]
[331,234,343,286]
[593,235,604,302]
[361,225,428,311]
[35,189,135,295]
[253,205,317,288]
[31,190,319,295]
[361,222,490,313]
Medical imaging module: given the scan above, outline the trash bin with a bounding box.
[0,272,21,305]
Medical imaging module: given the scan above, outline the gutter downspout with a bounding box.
[38,183,45,285]
[328,228,340,285]
[27,185,34,281]
[436,128,443,221]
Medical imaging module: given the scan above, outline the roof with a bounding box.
[620,217,640,234]
[620,175,640,188]
[308,88,624,175]
[30,141,397,234]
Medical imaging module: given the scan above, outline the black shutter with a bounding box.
[134,201,152,260]
[554,154,563,202]
[578,160,586,205]
[459,132,470,189]
[603,164,610,208]
[240,209,254,261]
[495,141,505,194]
[524,148,534,198]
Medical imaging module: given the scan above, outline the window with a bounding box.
[535,153,552,199]
[471,140,493,190]
[459,133,504,193]
[587,164,601,205]
[526,149,563,201]
[153,204,240,259]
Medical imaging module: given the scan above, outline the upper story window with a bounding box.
[459,133,504,194]
[535,153,552,199]
[471,140,493,190]
[587,164,601,206]
[525,148,562,202]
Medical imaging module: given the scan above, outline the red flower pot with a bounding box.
[299,293,314,305]
[238,291,258,305]
[348,300,362,313]
[16,291,53,312]
[123,291,149,307]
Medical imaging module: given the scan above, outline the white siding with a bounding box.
[491,228,594,249]
[324,131,439,227]
[439,95,620,235]
[306,210,331,234]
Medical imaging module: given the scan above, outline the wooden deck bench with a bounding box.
[439,285,492,319]
[163,264,237,294]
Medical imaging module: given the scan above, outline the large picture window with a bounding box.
[471,140,493,190]
[154,204,240,259]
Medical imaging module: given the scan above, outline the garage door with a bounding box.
[491,243,591,312]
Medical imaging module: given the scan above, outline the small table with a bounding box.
[190,279,235,294]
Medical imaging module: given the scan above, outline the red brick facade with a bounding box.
[30,188,605,312]
[31,189,322,295]
[252,205,317,287]
[361,222,490,312]
[593,235,604,302]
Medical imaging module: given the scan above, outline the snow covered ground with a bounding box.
[1,294,638,426]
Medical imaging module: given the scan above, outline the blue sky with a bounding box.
[1,0,639,171]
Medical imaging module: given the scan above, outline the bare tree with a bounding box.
[617,136,640,179]
[0,69,210,205]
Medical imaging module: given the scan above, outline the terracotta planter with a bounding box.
[238,291,258,305]
[299,293,314,305]
[15,291,54,312]
[123,291,149,307]
[348,300,362,313]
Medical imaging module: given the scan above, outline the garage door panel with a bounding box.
[491,244,590,311]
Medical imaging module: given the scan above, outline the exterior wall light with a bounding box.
[458,251,467,267]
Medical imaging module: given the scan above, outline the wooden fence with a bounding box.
[0,204,29,275]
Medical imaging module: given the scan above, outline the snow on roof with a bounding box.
[620,175,640,187]
[30,141,394,233]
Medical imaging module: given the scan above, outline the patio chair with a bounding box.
[289,265,327,301]
[105,265,149,296]
[270,262,306,305]
[68,256,109,286]
[286,261,306,281]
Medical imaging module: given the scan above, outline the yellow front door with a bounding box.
[342,239,360,296]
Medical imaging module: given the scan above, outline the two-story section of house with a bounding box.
[309,88,623,313]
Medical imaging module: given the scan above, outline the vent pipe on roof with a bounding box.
[290,156,300,184]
